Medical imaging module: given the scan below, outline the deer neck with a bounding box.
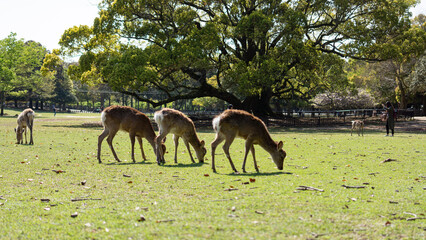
[187,132,202,148]
[258,133,277,154]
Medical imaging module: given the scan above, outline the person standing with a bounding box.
[382,101,395,136]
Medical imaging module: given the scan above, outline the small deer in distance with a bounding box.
[97,106,166,164]
[15,108,35,145]
[351,120,364,136]
[154,108,206,165]
[211,109,286,173]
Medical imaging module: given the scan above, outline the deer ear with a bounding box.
[200,140,205,147]
[277,141,283,149]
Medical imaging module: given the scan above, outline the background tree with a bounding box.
[57,0,419,116]
[0,33,24,115]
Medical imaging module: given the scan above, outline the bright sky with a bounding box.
[0,0,425,52]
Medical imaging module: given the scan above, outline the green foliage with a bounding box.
[0,33,23,97]
[58,0,418,115]
[0,110,424,238]
[0,34,57,112]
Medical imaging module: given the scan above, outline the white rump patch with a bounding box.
[154,111,166,131]
[212,116,221,132]
[101,111,107,126]
[154,111,164,124]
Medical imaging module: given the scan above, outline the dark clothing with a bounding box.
[385,105,395,135]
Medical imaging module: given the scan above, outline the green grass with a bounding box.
[0,109,424,239]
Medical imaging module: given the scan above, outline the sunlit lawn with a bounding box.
[0,109,424,239]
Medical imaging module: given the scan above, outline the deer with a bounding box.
[97,106,166,164]
[15,108,35,145]
[351,120,364,136]
[211,109,286,173]
[154,108,206,164]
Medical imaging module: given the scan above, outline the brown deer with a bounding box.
[15,108,35,145]
[97,106,165,164]
[154,108,206,164]
[211,109,286,173]
[351,120,364,136]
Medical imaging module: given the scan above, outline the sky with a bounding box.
[0,0,425,52]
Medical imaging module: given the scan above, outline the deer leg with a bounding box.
[183,138,196,163]
[251,146,259,173]
[28,124,33,145]
[137,137,146,161]
[223,134,238,173]
[211,133,224,173]
[24,127,28,144]
[156,131,168,165]
[242,139,254,173]
[106,129,120,162]
[129,132,136,163]
[29,120,34,145]
[97,128,110,163]
[173,135,179,163]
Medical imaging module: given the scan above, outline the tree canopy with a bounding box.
[57,0,420,115]
[0,34,55,114]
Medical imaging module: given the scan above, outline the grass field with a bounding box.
[0,109,424,239]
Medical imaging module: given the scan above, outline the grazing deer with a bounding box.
[351,120,364,136]
[97,106,166,164]
[154,108,206,164]
[211,109,286,173]
[15,108,35,145]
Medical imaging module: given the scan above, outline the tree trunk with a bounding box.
[241,88,274,117]
[397,78,407,109]
[423,94,426,116]
[0,92,4,116]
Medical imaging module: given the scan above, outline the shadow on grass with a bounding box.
[106,161,155,166]
[221,171,292,176]
[162,162,206,168]
[41,124,102,129]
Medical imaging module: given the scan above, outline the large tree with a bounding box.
[57,0,418,115]
[0,33,24,115]
[12,40,55,109]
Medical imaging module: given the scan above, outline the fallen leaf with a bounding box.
[81,180,87,186]
[204,174,209,177]
[381,158,397,163]
[231,206,236,212]
[71,212,78,218]
[255,210,264,214]
[123,174,131,178]
[128,181,133,184]
[44,207,50,211]
[40,199,50,202]
[249,178,256,183]
[385,221,391,226]
[137,215,146,222]
[156,219,175,223]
